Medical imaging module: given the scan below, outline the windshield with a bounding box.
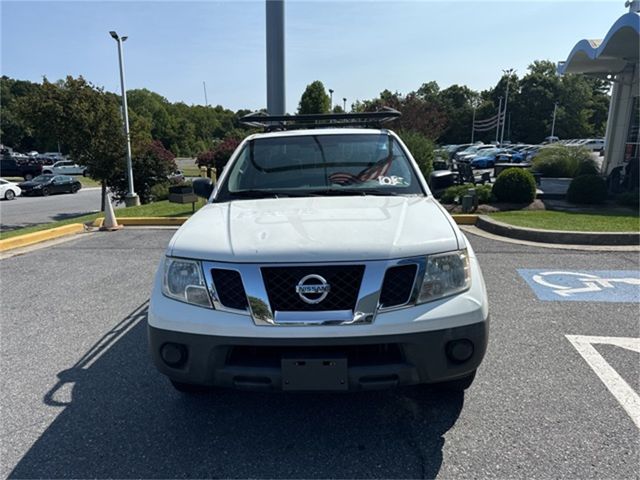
[215,133,424,201]
[32,175,54,183]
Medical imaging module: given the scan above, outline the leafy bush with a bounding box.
[492,168,537,204]
[441,183,493,204]
[616,190,640,209]
[567,175,608,204]
[108,140,177,204]
[149,182,169,202]
[532,145,598,178]
[397,130,434,179]
[196,135,242,174]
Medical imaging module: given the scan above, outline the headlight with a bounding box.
[162,257,212,308]
[417,249,471,303]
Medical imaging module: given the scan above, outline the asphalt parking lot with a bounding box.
[1,229,638,479]
[0,187,110,231]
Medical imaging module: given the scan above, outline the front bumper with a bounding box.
[148,321,488,391]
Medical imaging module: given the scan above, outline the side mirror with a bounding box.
[193,177,214,199]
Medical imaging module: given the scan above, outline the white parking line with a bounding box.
[566,335,640,429]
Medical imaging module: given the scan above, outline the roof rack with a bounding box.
[239,107,401,132]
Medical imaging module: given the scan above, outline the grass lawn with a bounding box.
[489,209,640,232]
[181,165,204,177]
[0,199,206,240]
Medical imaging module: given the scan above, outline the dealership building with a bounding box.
[558,1,639,177]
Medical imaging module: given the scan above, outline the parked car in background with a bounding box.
[168,170,185,184]
[470,149,504,169]
[42,160,88,176]
[576,139,605,152]
[0,178,21,200]
[0,158,43,180]
[18,174,81,196]
[455,144,496,162]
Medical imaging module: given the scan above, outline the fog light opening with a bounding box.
[160,342,188,367]
[446,339,474,364]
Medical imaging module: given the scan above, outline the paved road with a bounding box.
[0,188,123,231]
[1,230,638,478]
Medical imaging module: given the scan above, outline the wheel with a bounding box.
[83,170,88,177]
[24,173,33,181]
[71,185,79,193]
[4,189,15,200]
[170,379,208,394]
[432,370,476,392]
[41,187,50,196]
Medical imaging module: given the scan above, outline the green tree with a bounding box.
[298,81,330,114]
[17,76,125,210]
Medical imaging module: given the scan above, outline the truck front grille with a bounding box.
[379,264,418,308]
[261,265,364,312]
[210,269,249,310]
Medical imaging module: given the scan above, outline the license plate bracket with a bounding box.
[281,354,348,391]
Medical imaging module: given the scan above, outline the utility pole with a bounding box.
[109,30,139,207]
[550,102,559,138]
[471,106,476,143]
[203,81,209,107]
[496,97,503,144]
[266,0,285,115]
[500,68,515,146]
[329,88,334,110]
[343,97,347,111]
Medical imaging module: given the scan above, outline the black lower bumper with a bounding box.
[148,322,488,391]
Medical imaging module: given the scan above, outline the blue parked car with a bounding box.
[470,149,503,169]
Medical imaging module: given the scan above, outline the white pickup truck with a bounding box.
[148,111,489,393]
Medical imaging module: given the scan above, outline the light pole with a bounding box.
[471,106,476,143]
[495,96,503,144]
[109,30,139,206]
[343,97,347,112]
[328,88,334,110]
[500,68,515,145]
[266,0,285,115]
[550,102,559,139]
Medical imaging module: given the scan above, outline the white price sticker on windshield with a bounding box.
[377,175,405,186]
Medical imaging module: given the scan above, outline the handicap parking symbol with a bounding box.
[518,269,640,302]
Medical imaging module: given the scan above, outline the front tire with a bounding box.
[41,187,50,197]
[24,173,33,181]
[5,190,15,200]
[71,185,79,193]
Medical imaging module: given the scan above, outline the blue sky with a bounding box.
[0,1,625,112]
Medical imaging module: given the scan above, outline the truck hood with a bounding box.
[169,196,460,263]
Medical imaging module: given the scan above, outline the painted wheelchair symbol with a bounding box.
[532,271,640,297]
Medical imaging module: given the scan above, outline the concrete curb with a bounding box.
[0,223,86,252]
[476,215,640,246]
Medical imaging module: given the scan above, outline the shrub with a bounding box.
[149,182,169,202]
[616,190,640,209]
[108,140,177,204]
[492,168,537,204]
[567,175,608,204]
[441,183,493,204]
[532,145,598,178]
[397,130,434,179]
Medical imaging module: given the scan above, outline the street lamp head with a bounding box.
[109,31,118,40]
